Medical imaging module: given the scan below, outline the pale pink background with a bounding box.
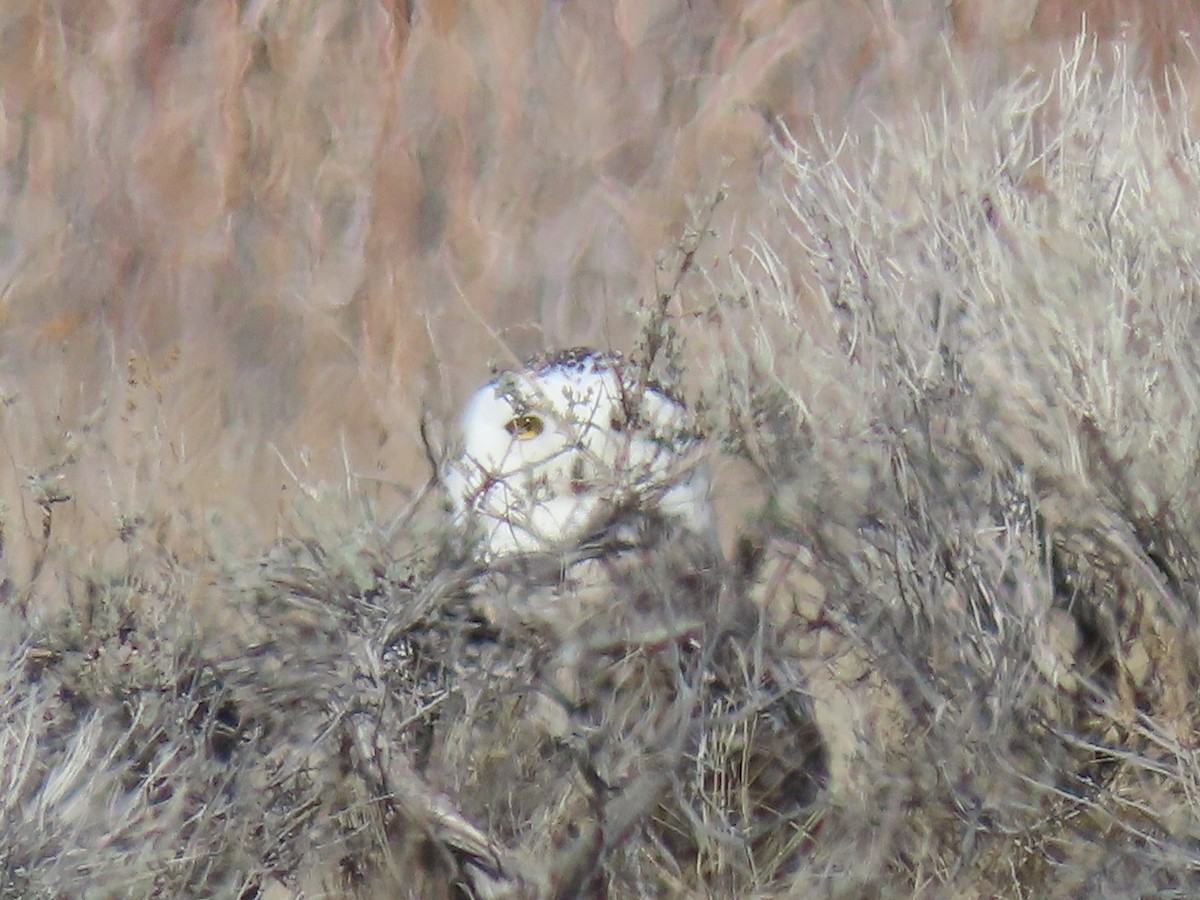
[0,1,1195,578]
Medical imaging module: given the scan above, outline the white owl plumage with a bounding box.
[444,348,712,559]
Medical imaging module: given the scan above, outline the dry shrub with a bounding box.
[4,8,1200,900]
[703,37,1200,895]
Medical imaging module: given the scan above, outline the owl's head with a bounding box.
[444,348,711,558]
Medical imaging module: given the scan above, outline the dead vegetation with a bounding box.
[3,3,1200,898]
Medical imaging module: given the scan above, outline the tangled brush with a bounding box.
[5,41,1200,899]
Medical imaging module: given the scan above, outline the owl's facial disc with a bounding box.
[447,348,713,558]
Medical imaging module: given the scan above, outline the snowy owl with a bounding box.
[444,348,713,559]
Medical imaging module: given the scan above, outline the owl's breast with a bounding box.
[448,435,608,555]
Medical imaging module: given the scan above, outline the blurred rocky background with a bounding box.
[1,2,1194,573]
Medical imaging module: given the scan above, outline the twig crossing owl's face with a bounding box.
[444,348,711,558]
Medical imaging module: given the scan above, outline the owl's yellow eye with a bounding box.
[504,413,544,440]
